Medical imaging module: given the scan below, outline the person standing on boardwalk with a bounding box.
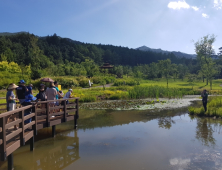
[16,80,28,105]
[45,82,57,113]
[53,81,63,106]
[25,84,33,95]
[36,84,47,113]
[201,89,208,112]
[6,83,19,129]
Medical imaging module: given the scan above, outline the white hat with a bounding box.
[69,89,73,91]
[8,84,19,90]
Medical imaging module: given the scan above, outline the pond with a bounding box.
[1,106,222,170]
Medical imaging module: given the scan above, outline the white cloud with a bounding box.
[202,13,209,18]
[168,1,199,11]
[168,1,190,10]
[191,6,199,11]
[214,0,222,9]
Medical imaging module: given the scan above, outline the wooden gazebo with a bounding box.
[99,63,113,69]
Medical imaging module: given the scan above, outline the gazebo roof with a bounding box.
[99,63,113,69]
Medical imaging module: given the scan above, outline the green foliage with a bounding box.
[0,61,30,88]
[188,97,222,117]
[79,95,96,102]
[113,79,140,86]
[54,78,79,88]
[77,77,89,88]
[128,86,190,99]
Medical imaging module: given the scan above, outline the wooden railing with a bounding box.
[0,98,79,170]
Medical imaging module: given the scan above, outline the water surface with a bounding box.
[1,108,222,170]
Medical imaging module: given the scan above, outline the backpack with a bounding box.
[39,91,46,101]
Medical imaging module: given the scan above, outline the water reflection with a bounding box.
[158,117,175,129]
[195,118,216,147]
[0,130,80,170]
[33,131,79,170]
[169,158,191,169]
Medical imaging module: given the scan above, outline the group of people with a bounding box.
[6,80,73,129]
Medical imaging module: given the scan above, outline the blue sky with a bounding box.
[0,0,221,54]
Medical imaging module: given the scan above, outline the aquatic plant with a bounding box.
[188,97,222,117]
[128,86,192,99]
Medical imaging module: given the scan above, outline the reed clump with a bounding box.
[128,86,191,99]
[189,97,222,117]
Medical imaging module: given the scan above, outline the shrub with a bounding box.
[92,76,103,84]
[79,96,96,102]
[113,79,139,86]
[188,107,195,115]
[55,78,79,88]
[78,77,89,88]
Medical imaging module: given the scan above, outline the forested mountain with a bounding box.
[136,46,196,59]
[0,32,195,67]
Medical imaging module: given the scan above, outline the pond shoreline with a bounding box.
[79,96,201,111]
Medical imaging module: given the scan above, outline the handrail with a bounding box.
[0,97,79,166]
[0,105,33,118]
[0,98,79,117]
[37,97,80,104]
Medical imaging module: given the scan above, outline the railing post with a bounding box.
[74,99,79,129]
[52,125,56,138]
[0,117,6,161]
[19,110,25,146]
[34,104,37,135]
[8,153,14,170]
[30,135,34,151]
[64,100,67,122]
[47,102,50,127]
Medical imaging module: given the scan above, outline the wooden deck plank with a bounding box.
[37,115,47,120]
[51,111,64,117]
[24,121,35,130]
[24,130,33,142]
[66,103,76,107]
[24,113,35,121]
[66,115,74,121]
[66,109,77,113]
[37,123,47,130]
[49,119,63,127]
[49,106,64,110]
[6,128,22,142]
[5,119,22,129]
[6,140,20,156]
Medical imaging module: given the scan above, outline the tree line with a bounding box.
[0,33,195,78]
[0,33,221,90]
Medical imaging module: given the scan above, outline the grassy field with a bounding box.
[140,78,222,91]
[0,78,222,105]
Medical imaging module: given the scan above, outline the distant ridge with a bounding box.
[136,45,196,59]
[0,31,29,36]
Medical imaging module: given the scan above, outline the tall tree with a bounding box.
[158,59,172,88]
[195,35,216,85]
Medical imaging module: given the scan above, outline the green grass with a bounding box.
[1,77,222,105]
[189,96,222,117]
[140,78,222,92]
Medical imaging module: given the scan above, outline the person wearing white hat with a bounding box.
[6,83,18,111]
[6,83,19,130]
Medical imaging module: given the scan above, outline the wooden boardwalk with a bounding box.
[0,98,79,170]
